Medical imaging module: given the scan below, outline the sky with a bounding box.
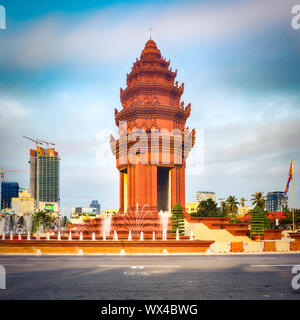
[0,0,299,216]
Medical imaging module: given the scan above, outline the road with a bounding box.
[0,254,299,300]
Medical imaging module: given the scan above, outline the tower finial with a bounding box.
[149,25,152,40]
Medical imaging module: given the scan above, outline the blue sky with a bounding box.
[0,0,299,216]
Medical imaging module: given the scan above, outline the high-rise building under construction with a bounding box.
[30,146,60,203]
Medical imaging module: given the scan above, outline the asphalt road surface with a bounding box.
[0,254,299,300]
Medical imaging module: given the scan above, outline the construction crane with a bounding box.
[22,135,43,147]
[1,168,30,182]
[36,139,55,149]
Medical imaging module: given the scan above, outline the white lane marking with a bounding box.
[124,271,151,276]
[99,265,181,268]
[218,257,279,260]
[250,264,297,267]
[2,264,34,266]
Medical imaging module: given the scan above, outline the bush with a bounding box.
[250,206,264,236]
[170,203,185,236]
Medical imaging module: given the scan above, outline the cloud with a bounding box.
[1,0,299,211]
[0,96,28,120]
[0,0,296,70]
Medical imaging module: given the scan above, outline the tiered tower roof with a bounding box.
[115,39,191,129]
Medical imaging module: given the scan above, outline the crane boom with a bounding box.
[22,135,43,147]
[36,139,55,149]
[1,168,30,182]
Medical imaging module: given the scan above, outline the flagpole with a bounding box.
[292,160,295,231]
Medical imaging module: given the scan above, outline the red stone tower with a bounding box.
[111,39,195,216]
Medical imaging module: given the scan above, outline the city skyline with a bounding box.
[0,0,299,215]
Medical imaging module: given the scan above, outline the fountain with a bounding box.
[103,231,106,241]
[68,232,72,241]
[79,231,83,241]
[36,232,40,241]
[121,204,152,239]
[140,231,144,241]
[113,230,118,241]
[152,231,155,241]
[23,213,33,235]
[92,232,96,241]
[102,212,112,238]
[57,231,61,241]
[176,228,180,241]
[27,233,31,240]
[46,232,50,241]
[128,230,132,241]
[10,231,13,240]
[1,232,5,240]
[159,210,170,240]
[0,216,5,235]
[18,232,21,240]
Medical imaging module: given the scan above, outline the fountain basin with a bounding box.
[0,239,214,255]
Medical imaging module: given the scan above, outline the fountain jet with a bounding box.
[176,228,180,241]
[113,230,118,241]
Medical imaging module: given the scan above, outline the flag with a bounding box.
[285,161,293,194]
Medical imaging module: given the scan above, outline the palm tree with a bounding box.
[220,201,228,217]
[226,196,239,214]
[251,192,266,210]
[240,197,247,207]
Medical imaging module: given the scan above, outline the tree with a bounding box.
[250,206,265,237]
[191,199,218,217]
[251,192,266,210]
[226,196,239,214]
[220,201,228,217]
[240,197,247,207]
[170,203,185,235]
[280,209,300,229]
[33,211,55,233]
[263,212,272,230]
